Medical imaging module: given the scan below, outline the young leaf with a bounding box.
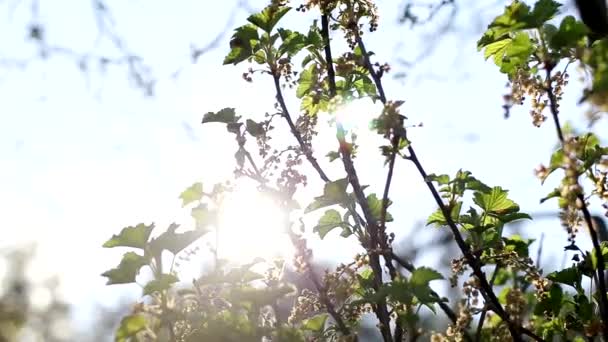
[143,273,179,296]
[202,108,239,125]
[277,28,308,57]
[302,314,328,332]
[305,178,350,213]
[224,24,260,65]
[326,151,340,162]
[313,209,347,239]
[115,314,147,342]
[427,202,462,227]
[148,223,209,257]
[426,173,450,185]
[103,223,154,249]
[179,182,203,207]
[247,6,291,33]
[245,119,265,137]
[548,267,581,288]
[101,252,148,285]
[410,267,444,287]
[366,193,393,222]
[473,187,519,214]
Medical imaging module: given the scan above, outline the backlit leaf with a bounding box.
[103,223,154,249]
[101,252,148,285]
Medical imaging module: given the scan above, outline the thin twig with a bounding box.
[475,264,501,341]
[241,144,351,336]
[544,64,608,340]
[353,30,544,342]
[321,11,394,341]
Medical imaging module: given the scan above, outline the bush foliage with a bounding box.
[102,0,608,341]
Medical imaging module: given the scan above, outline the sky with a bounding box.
[0,0,607,337]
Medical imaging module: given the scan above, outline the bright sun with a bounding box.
[216,182,292,264]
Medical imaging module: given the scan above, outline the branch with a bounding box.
[241,144,351,336]
[321,12,394,341]
[353,32,541,342]
[544,64,608,340]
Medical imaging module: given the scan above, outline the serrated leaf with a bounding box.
[302,314,328,332]
[410,267,444,287]
[305,178,349,213]
[143,273,179,296]
[473,187,519,214]
[277,28,308,57]
[548,267,581,288]
[103,223,154,249]
[224,25,260,65]
[427,202,462,227]
[179,182,203,207]
[483,38,511,61]
[245,119,265,137]
[326,151,340,162]
[367,193,393,222]
[426,173,450,185]
[101,252,148,285]
[247,6,291,33]
[314,209,346,239]
[115,314,147,342]
[549,16,588,50]
[202,108,239,125]
[148,223,208,257]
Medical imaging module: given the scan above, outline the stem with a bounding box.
[475,264,501,341]
[353,31,543,342]
[544,64,608,340]
[321,11,394,340]
[272,74,330,183]
[241,143,352,336]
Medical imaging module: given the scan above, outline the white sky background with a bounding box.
[0,0,607,334]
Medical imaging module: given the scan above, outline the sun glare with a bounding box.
[216,183,292,264]
[332,99,377,132]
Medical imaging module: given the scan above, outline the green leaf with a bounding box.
[477,0,559,49]
[473,187,519,214]
[148,223,208,256]
[302,314,328,332]
[296,65,316,98]
[497,212,532,223]
[277,28,308,57]
[549,16,588,50]
[410,267,444,287]
[101,252,148,285]
[427,202,462,227]
[179,182,203,207]
[115,314,147,342]
[326,151,340,162]
[224,25,260,65]
[530,0,561,26]
[314,209,348,239]
[367,193,393,222]
[245,119,265,137]
[426,173,450,185]
[503,235,534,257]
[548,267,581,288]
[483,38,511,61]
[143,273,179,296]
[103,223,154,249]
[247,6,291,33]
[191,203,215,229]
[202,108,240,124]
[305,178,349,213]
